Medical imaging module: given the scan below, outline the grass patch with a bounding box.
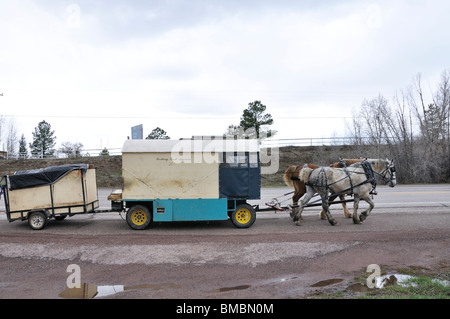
[306,264,449,299]
[364,276,450,299]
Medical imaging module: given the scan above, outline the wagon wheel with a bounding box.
[230,203,256,228]
[126,205,152,230]
[28,211,47,230]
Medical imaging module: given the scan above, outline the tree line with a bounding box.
[0,119,58,158]
[0,100,276,158]
[346,69,450,183]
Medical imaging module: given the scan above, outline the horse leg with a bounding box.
[293,186,315,226]
[352,195,361,224]
[319,207,327,220]
[319,194,332,220]
[289,181,305,219]
[339,194,352,218]
[320,193,336,220]
[359,194,375,222]
[321,193,338,226]
[292,181,305,206]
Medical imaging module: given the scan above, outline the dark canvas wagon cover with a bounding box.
[7,164,89,190]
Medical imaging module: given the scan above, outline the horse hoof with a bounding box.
[329,219,338,226]
[352,217,361,224]
[295,221,302,226]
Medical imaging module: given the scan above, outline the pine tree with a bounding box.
[18,134,28,159]
[239,100,276,138]
[29,120,56,157]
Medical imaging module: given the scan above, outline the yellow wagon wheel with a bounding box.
[231,203,256,228]
[126,205,152,230]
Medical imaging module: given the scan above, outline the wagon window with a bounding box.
[249,153,258,168]
[225,154,238,168]
[221,152,248,168]
[236,154,248,167]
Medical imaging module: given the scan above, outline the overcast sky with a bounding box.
[1,0,449,153]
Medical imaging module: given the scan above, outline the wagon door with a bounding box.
[219,152,260,200]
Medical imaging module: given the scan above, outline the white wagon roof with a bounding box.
[122,139,260,153]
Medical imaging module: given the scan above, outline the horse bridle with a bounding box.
[375,161,396,184]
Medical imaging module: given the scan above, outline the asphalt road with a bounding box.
[2,184,449,231]
[0,184,449,300]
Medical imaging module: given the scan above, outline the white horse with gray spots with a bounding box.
[292,159,396,226]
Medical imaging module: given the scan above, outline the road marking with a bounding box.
[386,191,450,194]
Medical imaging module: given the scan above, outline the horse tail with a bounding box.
[283,165,297,187]
[299,167,313,183]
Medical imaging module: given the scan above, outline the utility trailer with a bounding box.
[1,164,99,230]
[109,139,261,230]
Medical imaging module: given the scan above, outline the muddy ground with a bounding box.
[0,212,448,301]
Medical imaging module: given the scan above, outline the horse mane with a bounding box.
[329,158,364,168]
[299,167,313,183]
[365,158,388,171]
[283,163,319,187]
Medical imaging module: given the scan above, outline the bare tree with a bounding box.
[59,142,84,158]
[6,119,18,154]
[346,69,450,183]
[0,117,18,154]
[407,72,449,182]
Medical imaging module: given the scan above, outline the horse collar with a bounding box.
[361,161,377,189]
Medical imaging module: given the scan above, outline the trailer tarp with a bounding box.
[6,164,89,190]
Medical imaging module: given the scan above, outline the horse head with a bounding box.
[366,158,397,187]
[385,158,396,187]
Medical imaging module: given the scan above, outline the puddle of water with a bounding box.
[275,276,298,283]
[96,285,124,298]
[310,278,344,287]
[59,283,99,299]
[59,282,180,299]
[346,283,370,292]
[375,274,450,289]
[212,285,251,293]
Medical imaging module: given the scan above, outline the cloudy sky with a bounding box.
[1,0,449,154]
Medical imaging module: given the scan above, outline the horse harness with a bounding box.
[306,160,378,197]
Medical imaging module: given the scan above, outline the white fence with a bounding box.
[2,137,374,160]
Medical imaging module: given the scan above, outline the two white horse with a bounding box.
[291,159,396,226]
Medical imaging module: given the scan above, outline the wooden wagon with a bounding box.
[110,139,261,229]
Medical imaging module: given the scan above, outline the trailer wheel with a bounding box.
[126,205,151,230]
[231,203,256,228]
[28,211,47,230]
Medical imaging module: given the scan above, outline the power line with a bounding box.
[2,114,353,120]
